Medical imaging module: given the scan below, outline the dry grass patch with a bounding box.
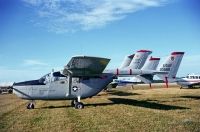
[0,85,200,132]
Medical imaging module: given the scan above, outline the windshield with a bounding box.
[39,71,67,84]
[39,73,50,81]
[52,71,66,77]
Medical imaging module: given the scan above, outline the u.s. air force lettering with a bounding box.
[160,64,172,71]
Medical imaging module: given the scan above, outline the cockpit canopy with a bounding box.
[39,71,67,83]
[14,71,67,86]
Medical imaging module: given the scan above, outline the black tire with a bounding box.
[27,103,34,109]
[31,104,34,109]
[8,89,13,94]
[75,102,84,109]
[0,90,2,94]
[27,104,31,109]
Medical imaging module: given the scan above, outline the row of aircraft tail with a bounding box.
[12,50,185,109]
[109,50,184,88]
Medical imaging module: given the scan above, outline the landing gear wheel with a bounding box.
[75,102,84,109]
[71,99,78,107]
[27,103,34,109]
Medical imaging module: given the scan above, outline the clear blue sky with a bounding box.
[0,0,200,82]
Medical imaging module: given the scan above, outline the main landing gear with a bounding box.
[27,101,35,109]
[71,97,84,109]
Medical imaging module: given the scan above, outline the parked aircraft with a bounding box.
[156,52,185,87]
[111,50,152,87]
[126,50,152,69]
[111,52,184,87]
[113,56,160,86]
[176,74,200,88]
[13,52,184,109]
[119,54,135,69]
[13,56,112,109]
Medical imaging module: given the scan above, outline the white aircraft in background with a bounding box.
[112,51,185,88]
[110,50,152,87]
[176,74,200,88]
[156,52,185,87]
[119,50,152,69]
[114,56,160,86]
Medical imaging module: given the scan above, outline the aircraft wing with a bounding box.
[134,71,168,84]
[153,71,169,75]
[135,75,152,84]
[62,56,110,77]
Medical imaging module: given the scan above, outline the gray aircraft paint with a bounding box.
[13,73,113,100]
[157,52,184,81]
[128,50,152,69]
[141,57,160,71]
[13,56,113,101]
[119,54,134,69]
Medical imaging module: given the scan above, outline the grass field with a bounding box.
[0,84,200,132]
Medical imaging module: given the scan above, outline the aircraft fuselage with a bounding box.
[13,73,113,100]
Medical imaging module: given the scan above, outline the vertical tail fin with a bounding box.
[119,54,134,69]
[142,56,160,70]
[128,50,152,69]
[157,52,184,81]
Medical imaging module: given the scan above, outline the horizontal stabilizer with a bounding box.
[63,56,110,77]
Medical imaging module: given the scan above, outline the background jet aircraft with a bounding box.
[126,50,152,69]
[119,54,135,69]
[111,50,152,87]
[114,56,160,86]
[13,52,184,109]
[156,52,185,87]
[108,52,185,88]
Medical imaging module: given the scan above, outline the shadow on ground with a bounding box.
[106,90,140,96]
[180,96,200,100]
[108,98,189,110]
[38,98,189,110]
[37,105,69,109]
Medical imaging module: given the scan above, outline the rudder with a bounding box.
[157,52,184,81]
[128,50,152,69]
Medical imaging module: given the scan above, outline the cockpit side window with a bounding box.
[53,71,66,77]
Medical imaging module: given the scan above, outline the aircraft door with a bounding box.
[71,77,82,97]
[48,79,68,99]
